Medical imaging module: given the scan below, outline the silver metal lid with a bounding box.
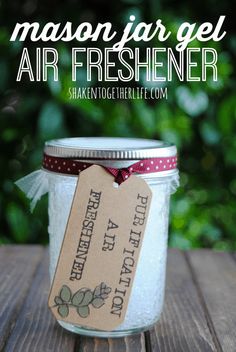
[44,137,177,160]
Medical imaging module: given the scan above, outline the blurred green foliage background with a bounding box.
[0,0,235,249]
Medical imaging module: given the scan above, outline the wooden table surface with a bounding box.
[0,246,236,352]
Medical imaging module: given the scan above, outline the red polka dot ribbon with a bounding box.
[43,154,178,184]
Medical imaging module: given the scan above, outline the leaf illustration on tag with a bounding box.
[58,304,69,318]
[80,289,93,306]
[54,282,111,319]
[71,290,84,306]
[94,282,112,299]
[77,306,90,318]
[54,296,63,305]
[92,298,104,308]
[60,285,72,302]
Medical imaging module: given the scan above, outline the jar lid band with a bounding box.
[43,153,178,184]
[44,138,177,160]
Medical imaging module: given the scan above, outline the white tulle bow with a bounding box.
[15,169,50,211]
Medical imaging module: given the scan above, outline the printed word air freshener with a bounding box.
[48,165,152,330]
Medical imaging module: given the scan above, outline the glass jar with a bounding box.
[16,137,179,338]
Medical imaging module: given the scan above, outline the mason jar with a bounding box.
[16,137,179,338]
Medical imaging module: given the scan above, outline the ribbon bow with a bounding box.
[106,167,132,184]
